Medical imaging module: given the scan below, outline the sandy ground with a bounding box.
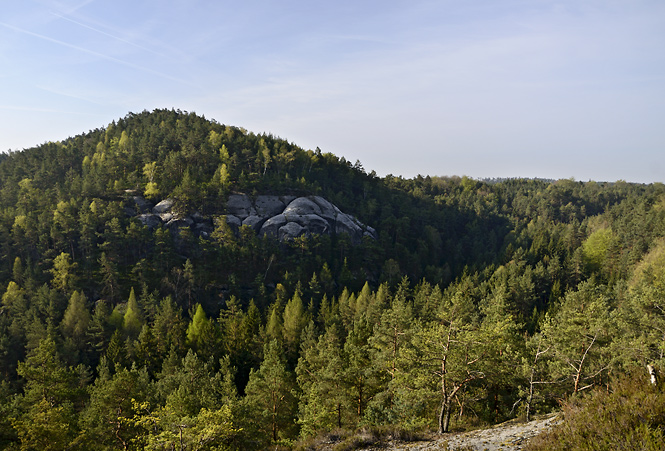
[361,414,561,451]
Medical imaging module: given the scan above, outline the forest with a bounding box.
[1,109,665,450]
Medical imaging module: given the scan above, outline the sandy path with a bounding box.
[362,414,561,451]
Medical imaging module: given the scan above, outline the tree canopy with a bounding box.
[0,109,664,449]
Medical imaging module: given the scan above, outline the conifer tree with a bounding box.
[296,325,348,437]
[186,303,209,348]
[541,282,614,394]
[366,288,414,425]
[121,287,144,340]
[242,339,297,444]
[283,290,307,361]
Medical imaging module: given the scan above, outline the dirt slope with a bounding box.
[361,414,561,451]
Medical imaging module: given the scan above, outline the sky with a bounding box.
[1,0,664,183]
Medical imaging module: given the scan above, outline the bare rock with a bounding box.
[283,197,323,217]
[195,222,213,236]
[279,221,305,240]
[225,214,242,227]
[137,213,162,229]
[260,214,287,237]
[191,211,206,223]
[336,213,365,244]
[226,194,256,220]
[310,196,338,222]
[166,217,193,229]
[133,196,154,213]
[153,198,175,215]
[243,215,265,230]
[289,214,330,235]
[255,195,287,217]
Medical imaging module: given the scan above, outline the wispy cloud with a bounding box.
[0,104,93,115]
[0,21,194,87]
[35,83,106,106]
[50,12,167,58]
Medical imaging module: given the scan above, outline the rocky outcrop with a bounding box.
[225,194,376,244]
[125,194,376,244]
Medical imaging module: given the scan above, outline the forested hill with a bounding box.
[1,108,665,449]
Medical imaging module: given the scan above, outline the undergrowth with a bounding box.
[293,425,427,451]
[526,371,665,451]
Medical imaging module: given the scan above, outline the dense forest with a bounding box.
[1,109,665,449]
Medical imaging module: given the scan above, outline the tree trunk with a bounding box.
[438,398,451,433]
[272,407,278,443]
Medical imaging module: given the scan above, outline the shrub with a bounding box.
[527,371,665,450]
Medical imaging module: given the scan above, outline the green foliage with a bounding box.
[541,282,614,394]
[0,109,664,446]
[527,372,665,451]
[242,339,298,445]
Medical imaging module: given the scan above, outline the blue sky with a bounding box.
[1,0,664,183]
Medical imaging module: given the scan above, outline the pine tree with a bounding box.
[283,290,307,361]
[541,281,614,394]
[296,326,348,437]
[344,318,379,424]
[60,290,91,363]
[80,365,152,448]
[366,288,413,424]
[242,339,297,444]
[186,303,209,349]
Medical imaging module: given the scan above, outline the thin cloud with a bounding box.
[50,12,168,58]
[35,84,107,106]
[0,104,92,115]
[0,21,194,87]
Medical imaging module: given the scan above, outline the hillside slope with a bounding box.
[0,109,664,449]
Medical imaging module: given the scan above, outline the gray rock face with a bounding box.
[279,221,305,240]
[166,217,193,230]
[137,213,162,229]
[283,197,323,217]
[226,194,376,244]
[242,215,265,229]
[127,194,375,245]
[133,196,154,214]
[335,212,364,238]
[225,214,242,229]
[153,198,174,215]
[254,196,286,217]
[260,214,287,237]
[226,194,255,220]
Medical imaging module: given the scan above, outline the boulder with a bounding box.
[133,196,154,213]
[260,214,288,238]
[283,197,323,217]
[137,214,162,229]
[166,217,193,230]
[255,195,286,217]
[125,192,374,243]
[191,211,206,223]
[280,195,297,205]
[279,221,305,240]
[195,222,213,237]
[243,215,265,230]
[225,214,242,230]
[153,198,175,215]
[336,213,364,244]
[226,194,255,220]
[311,196,338,222]
[289,214,330,235]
